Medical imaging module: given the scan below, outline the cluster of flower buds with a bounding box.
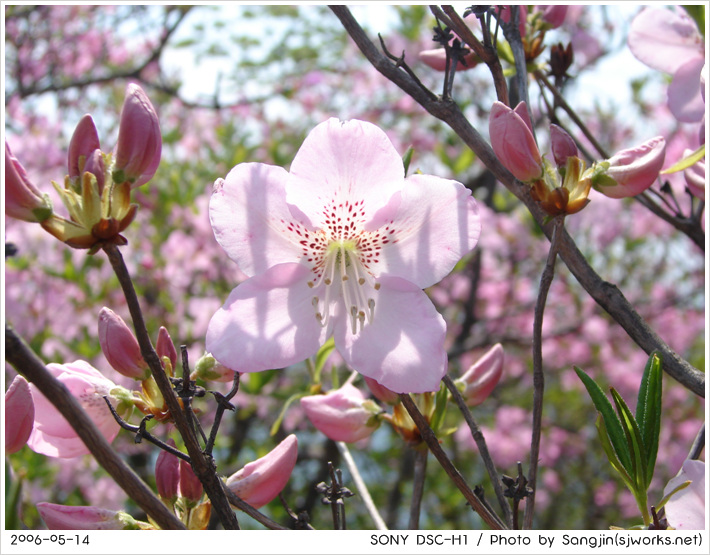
[489,100,666,215]
[5,83,161,252]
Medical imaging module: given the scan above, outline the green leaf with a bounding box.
[402,146,414,176]
[595,414,635,491]
[270,392,308,436]
[313,337,336,384]
[429,381,449,433]
[660,144,705,174]
[610,388,647,493]
[574,367,632,474]
[635,352,663,489]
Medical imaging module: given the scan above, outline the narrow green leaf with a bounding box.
[610,388,647,494]
[595,414,635,491]
[402,146,415,176]
[635,352,663,489]
[270,392,307,436]
[660,144,705,174]
[574,367,632,473]
[429,381,449,433]
[313,337,336,384]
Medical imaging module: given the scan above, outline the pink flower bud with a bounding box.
[98,307,149,380]
[597,136,666,198]
[5,375,35,453]
[549,124,578,168]
[83,148,106,194]
[155,439,180,501]
[68,114,101,179]
[5,141,53,222]
[534,5,568,29]
[363,376,400,405]
[156,326,178,372]
[179,459,203,504]
[683,149,705,201]
[663,459,705,530]
[114,83,161,188]
[419,48,478,72]
[225,435,298,509]
[489,101,543,182]
[37,502,142,530]
[27,360,121,458]
[300,384,381,443]
[496,5,528,37]
[458,344,504,406]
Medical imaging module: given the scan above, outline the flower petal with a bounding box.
[663,459,705,530]
[206,263,328,372]
[335,276,447,393]
[668,57,706,123]
[209,163,307,277]
[628,7,704,75]
[286,118,405,228]
[373,174,481,288]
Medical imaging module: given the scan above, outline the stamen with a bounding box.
[374,282,381,291]
[350,306,359,334]
[368,298,376,322]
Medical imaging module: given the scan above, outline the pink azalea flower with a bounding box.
[489,101,543,182]
[596,136,666,199]
[363,376,400,405]
[225,434,298,509]
[206,118,481,393]
[301,383,381,443]
[628,7,705,122]
[5,375,35,453]
[37,502,146,530]
[27,360,121,458]
[663,459,705,530]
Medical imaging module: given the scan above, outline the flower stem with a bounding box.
[442,374,514,527]
[523,215,564,529]
[102,243,240,530]
[408,448,427,529]
[398,393,507,529]
[336,441,387,530]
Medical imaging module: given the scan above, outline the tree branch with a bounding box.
[5,324,186,531]
[330,5,704,398]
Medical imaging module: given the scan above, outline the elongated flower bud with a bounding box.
[363,376,400,405]
[300,384,381,443]
[550,124,578,168]
[156,326,178,372]
[114,83,162,188]
[68,114,101,180]
[179,460,203,504]
[5,375,34,453]
[225,435,298,509]
[98,307,150,380]
[489,101,543,182]
[457,343,504,406]
[155,439,180,502]
[37,502,148,530]
[595,136,666,198]
[419,48,478,71]
[5,141,53,223]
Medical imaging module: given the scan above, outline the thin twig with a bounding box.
[102,397,191,462]
[523,215,564,529]
[335,441,387,530]
[204,372,240,456]
[442,375,513,527]
[688,424,705,461]
[408,448,427,529]
[5,324,186,530]
[222,487,290,530]
[102,244,240,529]
[398,393,507,529]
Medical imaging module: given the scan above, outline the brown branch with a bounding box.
[398,393,507,529]
[222,487,290,530]
[408,449,427,529]
[330,5,704,398]
[5,324,186,531]
[102,244,240,529]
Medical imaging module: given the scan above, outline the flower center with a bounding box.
[308,239,380,334]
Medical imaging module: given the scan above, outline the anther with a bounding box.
[374,282,381,290]
[358,277,365,285]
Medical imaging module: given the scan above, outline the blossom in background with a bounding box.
[5,375,35,453]
[27,360,124,458]
[662,459,705,530]
[301,383,382,443]
[225,434,298,509]
[37,502,150,530]
[628,7,705,123]
[207,118,481,393]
